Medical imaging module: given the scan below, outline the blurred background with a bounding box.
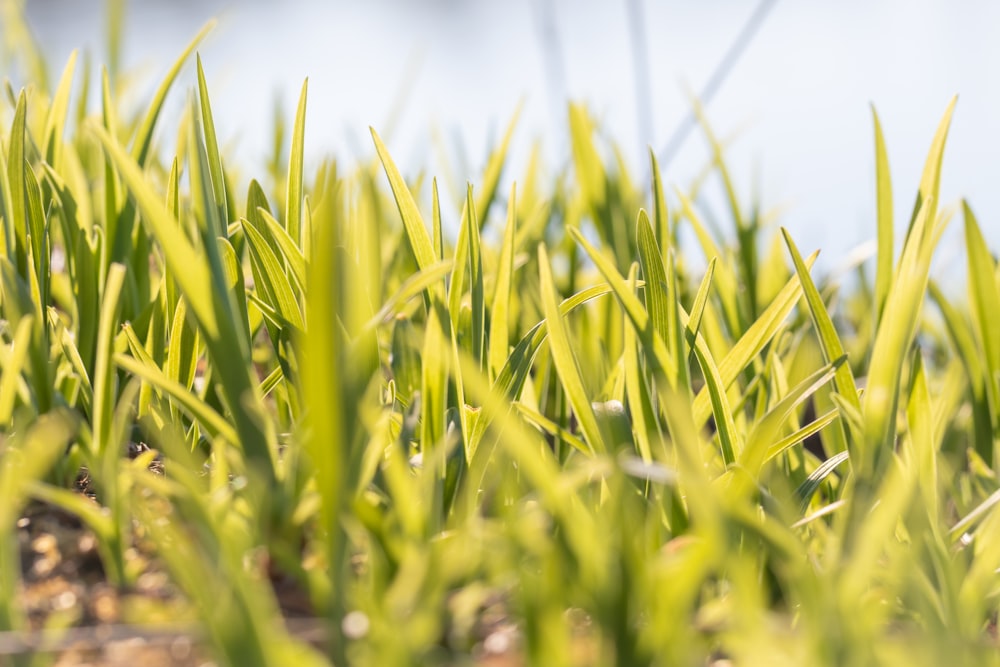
[14,0,1000,272]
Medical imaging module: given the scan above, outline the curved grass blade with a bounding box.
[962,201,1000,446]
[538,243,604,454]
[371,128,438,276]
[285,78,308,245]
[871,105,893,324]
[488,183,517,380]
[196,54,228,226]
[131,20,215,167]
[42,50,78,167]
[691,251,816,426]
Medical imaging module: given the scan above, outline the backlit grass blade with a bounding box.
[904,96,956,237]
[636,210,670,346]
[241,218,305,331]
[538,243,604,454]
[0,316,33,424]
[42,50,78,167]
[623,264,657,462]
[781,229,859,413]
[371,127,439,279]
[928,281,994,461]
[871,106,893,324]
[568,226,678,385]
[862,196,940,480]
[285,78,307,245]
[360,259,453,334]
[115,351,237,444]
[905,349,939,521]
[92,124,275,479]
[256,206,306,291]
[475,104,520,223]
[488,183,517,380]
[130,20,214,166]
[962,201,1000,443]
[196,54,229,226]
[7,89,28,275]
[740,357,844,477]
[796,450,849,508]
[691,253,816,426]
[649,148,670,249]
[466,185,486,369]
[90,263,126,456]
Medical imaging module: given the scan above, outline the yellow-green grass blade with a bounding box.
[91,263,126,455]
[691,252,816,426]
[765,407,839,464]
[475,103,521,223]
[623,263,657,462]
[568,227,679,385]
[7,89,28,275]
[359,259,453,335]
[371,127,438,278]
[928,281,994,461]
[636,210,670,347]
[514,402,591,456]
[0,258,52,412]
[0,316,33,424]
[905,349,939,524]
[648,148,670,250]
[739,357,843,478]
[131,20,214,167]
[255,206,306,292]
[871,105,894,324]
[196,54,229,227]
[781,229,859,459]
[448,197,471,326]
[24,163,49,310]
[241,218,305,332]
[165,297,199,389]
[488,183,517,381]
[420,304,450,454]
[962,201,1000,440]
[904,96,957,238]
[691,96,745,233]
[467,186,486,369]
[674,186,741,334]
[42,50,78,168]
[538,242,604,455]
[285,78,307,245]
[92,124,275,478]
[115,352,236,444]
[862,197,941,480]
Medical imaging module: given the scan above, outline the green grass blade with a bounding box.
[0,316,33,424]
[7,89,28,275]
[285,78,307,245]
[871,105,894,324]
[115,351,236,444]
[488,183,517,380]
[130,20,214,166]
[196,54,229,226]
[475,104,520,223]
[538,243,604,454]
[371,128,438,277]
[241,218,305,331]
[962,201,1000,440]
[781,228,861,453]
[42,50,78,167]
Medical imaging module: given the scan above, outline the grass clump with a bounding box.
[2,10,1000,667]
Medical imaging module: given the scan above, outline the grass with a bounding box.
[2,6,1000,666]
